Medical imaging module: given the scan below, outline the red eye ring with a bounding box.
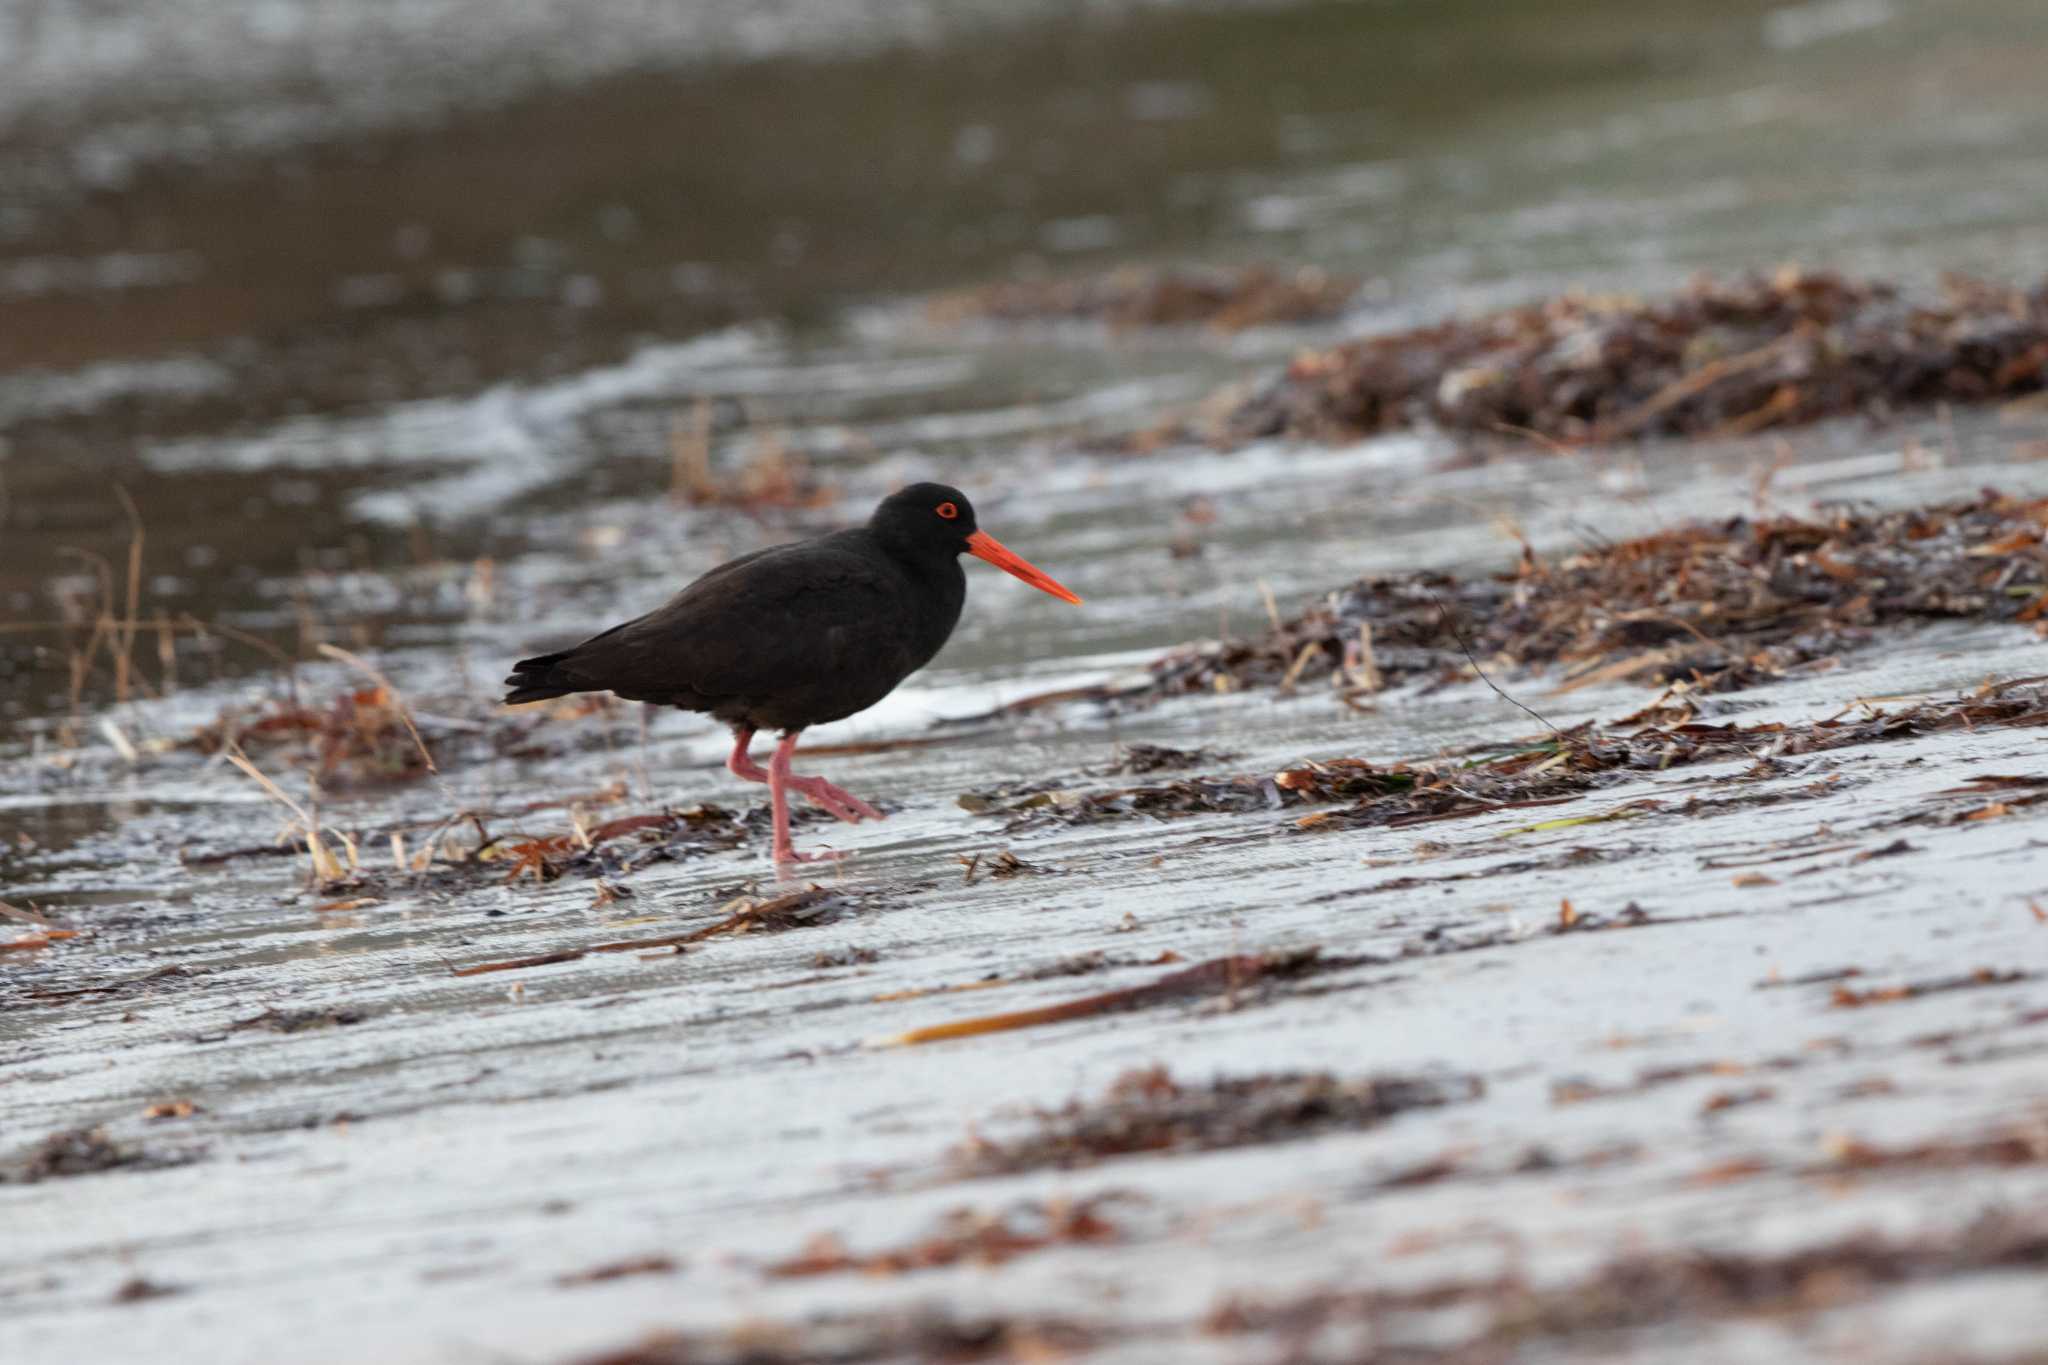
[936,501,959,520]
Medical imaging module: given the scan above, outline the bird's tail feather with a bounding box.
[502,651,578,706]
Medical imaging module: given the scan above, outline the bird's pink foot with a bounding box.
[788,775,885,824]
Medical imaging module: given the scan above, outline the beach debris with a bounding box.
[1814,1119,2048,1173]
[1,933,67,953]
[950,753,1220,818]
[866,949,1333,1048]
[1698,1087,1778,1116]
[0,901,76,955]
[228,1005,373,1034]
[25,964,195,1005]
[554,1255,680,1288]
[812,945,883,969]
[1203,1206,2048,1350]
[1203,268,2048,446]
[984,676,2048,836]
[764,1196,1128,1279]
[1756,966,1867,990]
[112,1277,186,1303]
[190,686,438,786]
[949,1066,1482,1177]
[577,1311,1099,1365]
[143,1100,201,1121]
[441,886,855,978]
[1104,742,1235,774]
[443,948,590,979]
[472,804,758,884]
[181,794,760,893]
[1829,968,2031,1008]
[1552,1059,1764,1107]
[953,847,1043,884]
[174,677,640,796]
[1145,491,2048,702]
[1,1127,201,1184]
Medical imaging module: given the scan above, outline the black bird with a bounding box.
[503,483,1081,865]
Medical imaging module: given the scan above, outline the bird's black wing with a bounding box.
[526,536,916,723]
[506,543,797,703]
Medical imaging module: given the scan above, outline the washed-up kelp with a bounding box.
[1147,491,2048,700]
[1209,268,2048,445]
[967,677,2048,834]
[181,684,632,787]
[869,950,1334,1048]
[578,1311,1098,1365]
[950,1067,1481,1177]
[1204,1206,2048,1353]
[1,1127,201,1184]
[925,264,1359,334]
[764,1196,1129,1279]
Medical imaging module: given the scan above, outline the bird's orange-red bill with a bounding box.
[966,530,1083,605]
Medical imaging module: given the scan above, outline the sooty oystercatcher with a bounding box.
[503,483,1081,865]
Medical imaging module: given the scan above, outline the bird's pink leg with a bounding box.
[766,730,843,865]
[774,731,885,824]
[725,726,769,784]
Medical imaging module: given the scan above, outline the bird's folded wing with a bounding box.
[551,545,905,707]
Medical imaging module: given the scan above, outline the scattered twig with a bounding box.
[1430,590,1561,738]
[866,949,1327,1048]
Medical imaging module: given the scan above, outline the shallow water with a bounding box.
[6,1,2048,1362]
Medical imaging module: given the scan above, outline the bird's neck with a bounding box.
[897,552,966,661]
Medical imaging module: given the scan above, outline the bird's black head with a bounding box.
[868,482,1082,604]
[868,482,980,558]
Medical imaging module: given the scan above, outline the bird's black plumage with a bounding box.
[504,482,1078,864]
[504,482,1079,865]
[505,484,1040,730]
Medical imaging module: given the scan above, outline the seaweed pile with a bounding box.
[576,1201,2048,1363]
[950,1066,1481,1177]
[1206,268,2048,445]
[1204,1205,2048,1356]
[924,264,1359,334]
[764,1197,1128,1279]
[1,1127,199,1185]
[869,950,1341,1049]
[437,886,863,979]
[1146,491,2048,700]
[177,683,629,788]
[969,677,2048,834]
[579,1311,1097,1365]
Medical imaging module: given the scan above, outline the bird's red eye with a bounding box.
[936,501,959,520]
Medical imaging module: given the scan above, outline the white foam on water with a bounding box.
[0,355,230,429]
